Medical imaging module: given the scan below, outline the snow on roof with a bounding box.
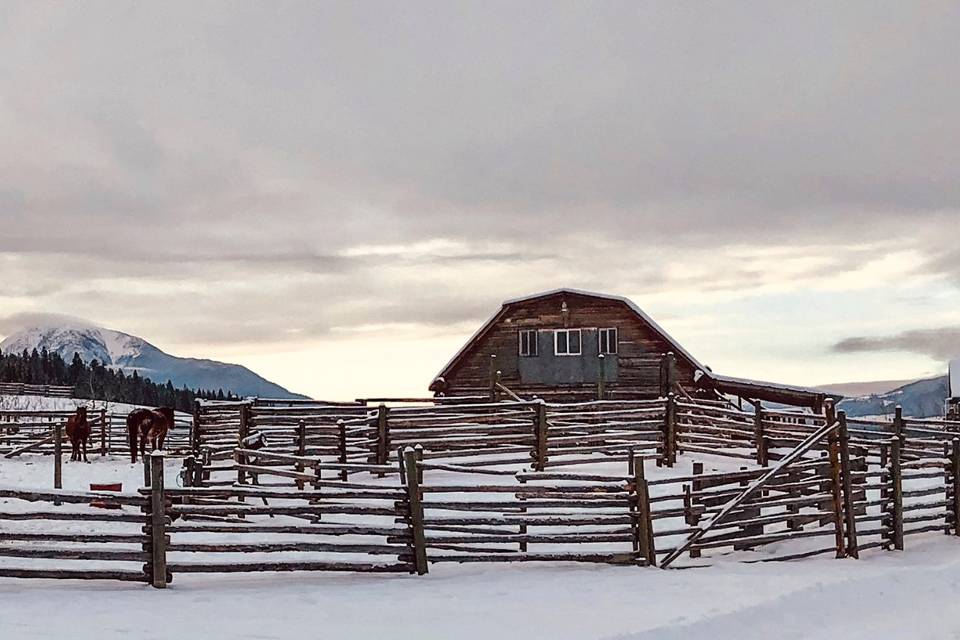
[431,288,708,385]
[708,373,829,398]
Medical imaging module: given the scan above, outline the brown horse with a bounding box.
[65,406,91,463]
[126,407,174,463]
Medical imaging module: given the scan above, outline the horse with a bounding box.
[65,406,91,463]
[126,406,174,463]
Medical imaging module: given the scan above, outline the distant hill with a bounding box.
[0,321,306,400]
[834,376,948,418]
[816,379,917,398]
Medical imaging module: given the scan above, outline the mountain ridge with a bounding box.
[0,322,306,400]
[834,375,948,418]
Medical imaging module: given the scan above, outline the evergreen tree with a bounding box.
[0,349,223,411]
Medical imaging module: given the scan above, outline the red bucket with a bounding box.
[89,482,123,509]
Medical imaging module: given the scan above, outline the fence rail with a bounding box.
[0,383,73,398]
[0,485,153,583]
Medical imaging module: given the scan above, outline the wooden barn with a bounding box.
[429,288,829,410]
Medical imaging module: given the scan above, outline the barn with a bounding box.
[429,288,829,410]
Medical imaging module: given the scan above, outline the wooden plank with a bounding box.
[3,432,54,458]
[168,562,411,574]
[0,568,147,581]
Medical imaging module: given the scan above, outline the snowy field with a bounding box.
[0,393,192,419]
[3,457,960,639]
[0,394,139,413]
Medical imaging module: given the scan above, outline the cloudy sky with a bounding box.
[1,2,959,399]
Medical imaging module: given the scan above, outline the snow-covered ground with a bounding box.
[2,532,960,639]
[0,393,193,419]
[0,393,136,413]
[3,457,960,639]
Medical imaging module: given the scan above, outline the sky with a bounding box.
[1,2,960,400]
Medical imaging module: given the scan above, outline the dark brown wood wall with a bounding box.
[436,292,698,398]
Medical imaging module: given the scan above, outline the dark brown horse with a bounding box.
[126,407,174,463]
[65,406,91,462]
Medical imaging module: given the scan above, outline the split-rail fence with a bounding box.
[4,395,960,587]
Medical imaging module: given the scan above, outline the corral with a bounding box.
[2,391,960,591]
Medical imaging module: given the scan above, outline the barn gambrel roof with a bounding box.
[430,288,709,387]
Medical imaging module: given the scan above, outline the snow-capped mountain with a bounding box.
[833,375,949,418]
[0,321,306,399]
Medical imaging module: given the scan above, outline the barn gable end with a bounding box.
[430,289,705,400]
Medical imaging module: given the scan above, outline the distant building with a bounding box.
[948,359,960,418]
[430,288,829,410]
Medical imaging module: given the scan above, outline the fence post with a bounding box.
[952,439,960,537]
[191,399,202,456]
[201,448,211,483]
[893,405,905,450]
[690,462,703,558]
[633,454,656,566]
[296,419,306,490]
[597,353,606,400]
[312,462,323,517]
[376,404,390,474]
[149,451,168,588]
[665,352,677,396]
[488,354,498,401]
[785,467,801,531]
[337,420,348,482]
[533,400,548,472]
[889,437,904,550]
[99,409,107,456]
[235,448,246,487]
[837,411,858,558]
[53,421,63,497]
[182,456,195,488]
[239,401,251,444]
[827,427,846,557]
[237,402,250,487]
[753,401,767,467]
[519,475,528,552]
[403,447,428,575]
[143,453,152,488]
[661,393,677,467]
[415,444,424,485]
[734,465,762,550]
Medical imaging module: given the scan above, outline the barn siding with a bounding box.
[435,291,698,398]
[517,329,618,384]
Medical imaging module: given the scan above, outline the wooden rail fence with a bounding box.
[193,397,667,481]
[0,383,73,398]
[0,408,191,458]
[6,396,960,585]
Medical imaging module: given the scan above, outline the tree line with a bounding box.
[0,348,237,411]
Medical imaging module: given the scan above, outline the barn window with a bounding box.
[554,328,582,356]
[598,327,618,355]
[518,329,538,357]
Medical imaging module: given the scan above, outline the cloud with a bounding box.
[1,3,960,395]
[0,312,96,335]
[834,327,960,361]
